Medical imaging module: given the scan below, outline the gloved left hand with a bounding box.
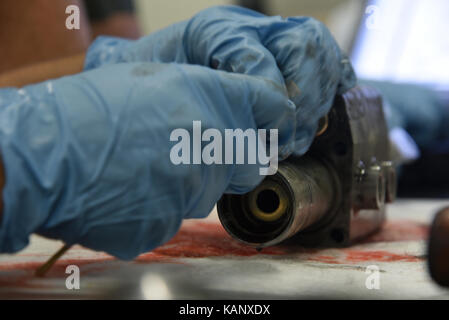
[0,62,295,259]
[84,5,356,155]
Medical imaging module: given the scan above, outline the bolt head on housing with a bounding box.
[356,164,386,210]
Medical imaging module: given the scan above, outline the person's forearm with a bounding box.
[0,53,86,88]
[0,53,86,218]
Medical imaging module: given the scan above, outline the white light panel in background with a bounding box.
[351,0,449,90]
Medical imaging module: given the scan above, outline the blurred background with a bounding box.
[134,0,362,53]
[133,0,449,89]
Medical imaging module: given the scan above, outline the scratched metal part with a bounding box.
[218,86,395,248]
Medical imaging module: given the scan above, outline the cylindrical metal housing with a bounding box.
[217,156,338,248]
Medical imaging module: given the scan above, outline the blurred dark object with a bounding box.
[83,0,140,39]
[428,206,449,287]
[357,80,449,198]
[237,0,268,14]
[398,140,449,198]
[84,0,135,22]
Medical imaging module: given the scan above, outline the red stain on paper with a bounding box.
[0,257,116,289]
[309,249,421,265]
[0,219,428,291]
[307,219,428,265]
[0,222,288,290]
[344,250,420,263]
[142,222,288,259]
[309,255,339,264]
[360,220,429,243]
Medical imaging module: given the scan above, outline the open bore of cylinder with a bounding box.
[257,190,279,213]
[216,176,293,245]
[248,184,288,222]
[218,156,337,247]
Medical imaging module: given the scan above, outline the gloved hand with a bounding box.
[84,5,356,155]
[0,62,295,259]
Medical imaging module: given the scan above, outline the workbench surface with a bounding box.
[1,199,449,299]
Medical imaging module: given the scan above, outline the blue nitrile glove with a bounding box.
[84,5,356,156]
[0,62,295,259]
[359,79,449,148]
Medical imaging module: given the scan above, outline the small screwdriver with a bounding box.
[35,244,72,277]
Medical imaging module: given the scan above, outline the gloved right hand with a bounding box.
[0,62,294,259]
[83,5,356,156]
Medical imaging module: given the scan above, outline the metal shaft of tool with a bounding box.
[35,244,71,277]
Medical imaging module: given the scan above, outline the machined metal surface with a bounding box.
[217,86,396,248]
[218,156,337,248]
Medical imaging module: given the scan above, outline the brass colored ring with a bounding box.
[316,115,329,137]
[248,183,288,222]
